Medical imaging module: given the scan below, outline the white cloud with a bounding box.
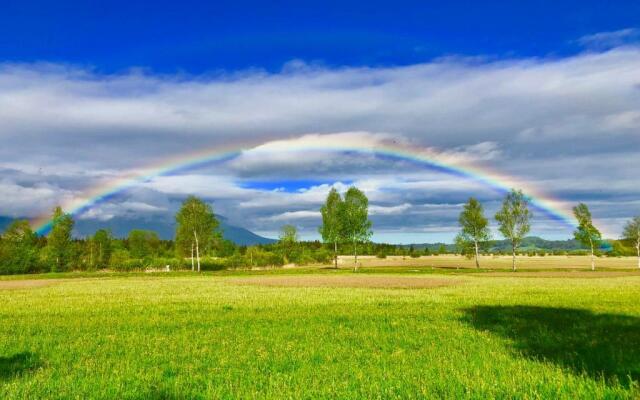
[262,210,321,222]
[578,28,640,49]
[1,47,639,240]
[369,203,412,215]
[79,201,167,221]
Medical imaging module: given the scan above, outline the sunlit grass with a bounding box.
[1,267,639,398]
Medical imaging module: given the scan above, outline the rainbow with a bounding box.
[33,134,578,235]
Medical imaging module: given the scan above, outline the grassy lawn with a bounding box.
[1,262,639,398]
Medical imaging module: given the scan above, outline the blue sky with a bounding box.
[3,1,639,72]
[0,1,639,243]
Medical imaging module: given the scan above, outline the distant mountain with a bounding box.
[73,215,276,245]
[404,236,586,252]
[0,215,276,246]
[0,216,600,250]
[0,216,13,232]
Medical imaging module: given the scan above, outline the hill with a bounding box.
[404,236,585,252]
[0,215,276,246]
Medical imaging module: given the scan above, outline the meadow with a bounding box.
[1,256,639,399]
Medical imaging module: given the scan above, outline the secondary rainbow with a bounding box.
[33,136,578,235]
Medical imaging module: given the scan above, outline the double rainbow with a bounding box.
[33,135,577,235]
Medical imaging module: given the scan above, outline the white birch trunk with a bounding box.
[512,244,516,272]
[589,236,595,271]
[334,241,338,269]
[637,231,640,269]
[194,230,200,272]
[474,240,480,269]
[353,241,358,272]
[191,242,194,271]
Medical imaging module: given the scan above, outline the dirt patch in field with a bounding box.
[471,271,640,278]
[230,275,459,289]
[0,279,62,290]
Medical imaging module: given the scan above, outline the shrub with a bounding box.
[312,248,332,264]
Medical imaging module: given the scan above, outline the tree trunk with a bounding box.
[353,241,358,272]
[90,241,94,269]
[474,240,480,269]
[511,244,516,272]
[636,233,640,269]
[191,242,194,271]
[589,236,595,271]
[334,241,338,269]
[194,230,200,272]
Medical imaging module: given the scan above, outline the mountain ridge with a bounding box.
[0,215,276,246]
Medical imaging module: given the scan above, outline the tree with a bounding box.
[572,203,602,271]
[495,189,531,271]
[319,188,344,268]
[128,229,160,259]
[341,187,372,271]
[622,216,640,269]
[47,206,74,271]
[91,229,113,268]
[456,197,491,268]
[279,224,298,262]
[0,220,38,274]
[175,196,219,272]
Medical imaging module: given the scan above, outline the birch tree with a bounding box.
[622,216,640,269]
[92,229,113,268]
[175,196,219,272]
[0,220,38,274]
[573,203,602,271]
[341,187,372,271]
[319,188,344,268]
[495,189,531,272]
[47,206,75,271]
[279,224,298,263]
[456,197,491,268]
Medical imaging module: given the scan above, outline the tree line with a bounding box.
[1,188,639,275]
[314,187,640,271]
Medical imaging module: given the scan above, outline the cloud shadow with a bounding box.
[0,352,41,381]
[462,306,640,386]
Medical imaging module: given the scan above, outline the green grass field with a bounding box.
[1,259,639,399]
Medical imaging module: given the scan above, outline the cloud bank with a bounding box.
[1,45,639,241]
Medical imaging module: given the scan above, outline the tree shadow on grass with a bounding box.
[0,352,41,380]
[462,306,640,386]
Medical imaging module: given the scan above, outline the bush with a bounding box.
[376,251,387,259]
[293,251,316,266]
[312,248,332,264]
